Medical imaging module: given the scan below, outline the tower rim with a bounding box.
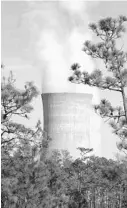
[41,92,93,99]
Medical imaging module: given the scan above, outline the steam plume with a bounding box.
[25,1,99,104]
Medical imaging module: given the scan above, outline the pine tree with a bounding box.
[1,67,44,207]
[69,15,127,153]
[1,67,41,150]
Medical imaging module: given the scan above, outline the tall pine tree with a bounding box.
[69,16,127,153]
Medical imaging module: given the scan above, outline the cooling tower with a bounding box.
[42,93,93,157]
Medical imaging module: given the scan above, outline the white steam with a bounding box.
[26,1,99,104]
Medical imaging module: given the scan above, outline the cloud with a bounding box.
[60,0,86,13]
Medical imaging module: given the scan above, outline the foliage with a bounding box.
[69,15,127,153]
[1,69,40,149]
[1,69,43,207]
[2,146,127,207]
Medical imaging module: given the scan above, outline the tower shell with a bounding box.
[42,92,92,157]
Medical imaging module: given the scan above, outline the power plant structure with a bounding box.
[42,92,93,157]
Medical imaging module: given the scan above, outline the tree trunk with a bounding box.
[121,87,127,122]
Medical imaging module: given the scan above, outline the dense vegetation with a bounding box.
[1,15,127,208]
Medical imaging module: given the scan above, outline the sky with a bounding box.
[1,1,127,159]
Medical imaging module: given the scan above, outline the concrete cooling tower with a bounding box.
[42,93,93,157]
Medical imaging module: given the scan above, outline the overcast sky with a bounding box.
[2,1,127,159]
